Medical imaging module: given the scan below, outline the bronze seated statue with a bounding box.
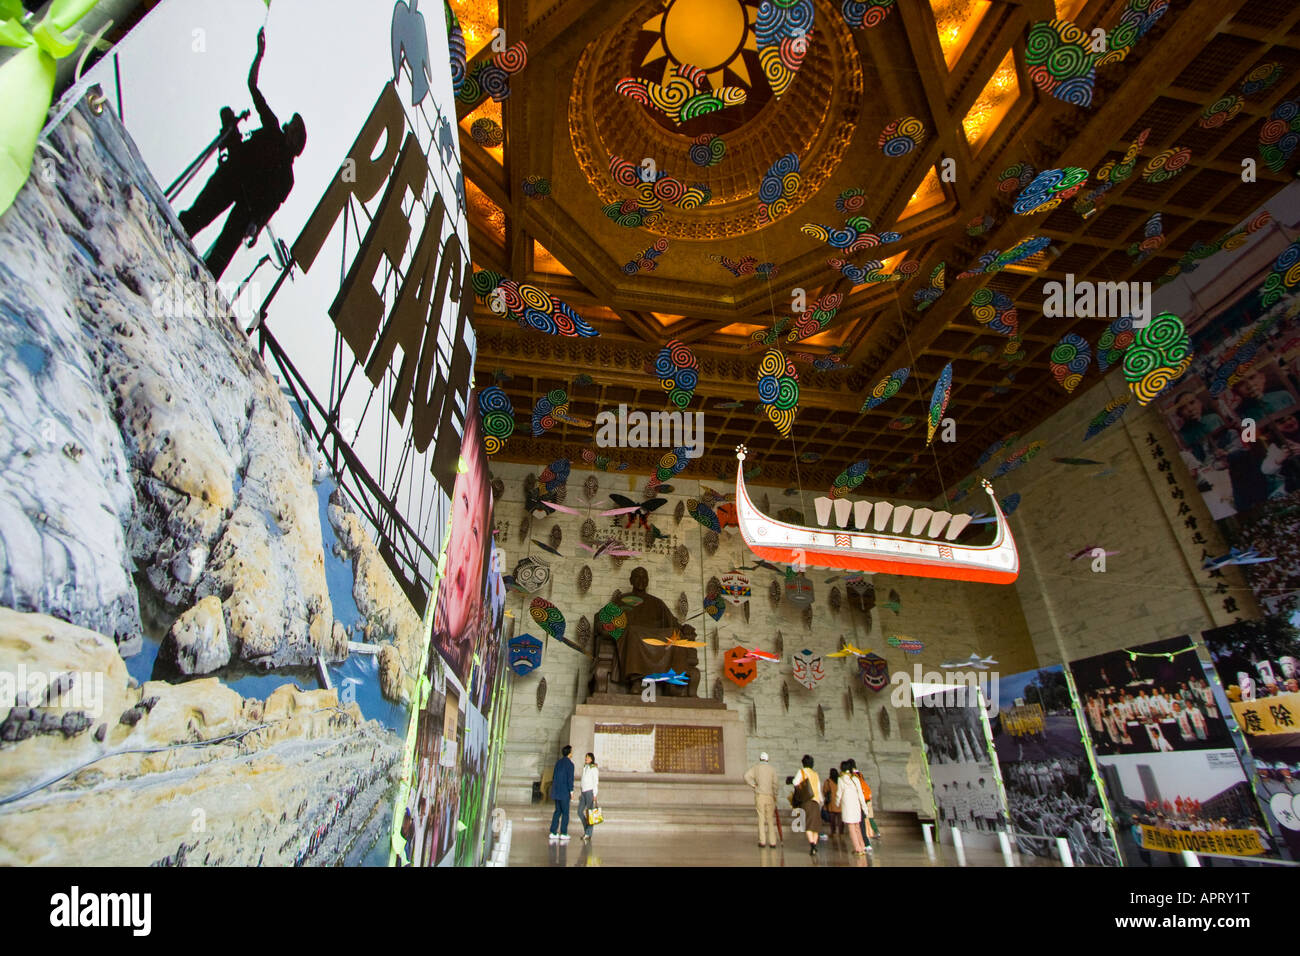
[589,567,700,698]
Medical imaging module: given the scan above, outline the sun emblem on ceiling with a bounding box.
[641,0,759,91]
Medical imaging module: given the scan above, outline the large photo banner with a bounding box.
[1069,638,1276,863]
[914,686,1008,836]
[1203,619,1300,858]
[0,0,475,866]
[1152,260,1300,618]
[991,667,1119,866]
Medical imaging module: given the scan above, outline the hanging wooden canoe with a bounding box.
[733,445,1019,584]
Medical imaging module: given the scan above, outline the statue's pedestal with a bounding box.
[564,696,756,827]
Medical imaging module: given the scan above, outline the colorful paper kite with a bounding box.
[913,263,946,310]
[580,448,629,472]
[831,460,871,499]
[446,3,466,95]
[472,270,599,337]
[993,441,1044,477]
[1123,311,1191,404]
[1260,100,1300,172]
[470,117,504,147]
[787,292,844,342]
[625,237,669,274]
[801,217,901,251]
[457,40,528,107]
[530,597,566,642]
[840,0,895,30]
[1141,145,1192,184]
[926,363,953,445]
[998,161,1035,193]
[1050,333,1093,392]
[654,339,699,408]
[608,155,712,210]
[758,153,801,222]
[711,253,779,278]
[1013,167,1089,215]
[863,367,909,411]
[690,133,726,167]
[835,188,868,214]
[521,175,550,197]
[1083,397,1129,441]
[595,601,628,640]
[1095,314,1136,372]
[756,0,814,98]
[478,387,514,455]
[756,348,800,437]
[879,116,926,156]
[615,62,746,125]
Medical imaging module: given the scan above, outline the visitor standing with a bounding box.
[744,751,779,847]
[823,767,843,838]
[578,753,600,842]
[838,761,871,856]
[549,744,575,842]
[791,755,822,856]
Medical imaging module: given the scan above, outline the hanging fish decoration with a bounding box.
[816,704,826,737]
[712,677,723,701]
[845,689,855,718]
[536,677,547,711]
[674,544,690,570]
[518,515,530,544]
[676,592,689,620]
[580,518,596,542]
[583,475,600,501]
[578,565,592,594]
[703,530,719,555]
[576,615,592,650]
[829,586,842,613]
[781,680,790,712]
[492,477,505,500]
[549,525,562,550]
[774,630,784,657]
[769,580,781,607]
[802,606,813,630]
[877,706,890,739]
[674,499,685,524]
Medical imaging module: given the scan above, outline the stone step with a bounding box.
[498,802,921,833]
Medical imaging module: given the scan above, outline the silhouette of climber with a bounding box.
[179,28,306,279]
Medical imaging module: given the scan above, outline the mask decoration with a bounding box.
[508,634,543,675]
[859,653,889,691]
[724,646,758,687]
[720,569,751,605]
[846,575,875,610]
[785,569,814,607]
[791,648,825,690]
[514,556,551,593]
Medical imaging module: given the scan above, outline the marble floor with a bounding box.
[504,807,1060,868]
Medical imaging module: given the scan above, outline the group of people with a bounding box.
[745,753,880,857]
[1002,759,1119,866]
[1081,679,1222,755]
[547,746,600,843]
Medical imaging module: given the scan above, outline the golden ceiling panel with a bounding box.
[464,176,506,248]
[930,0,990,69]
[900,167,945,219]
[962,49,1019,150]
[449,0,499,60]
[533,240,573,276]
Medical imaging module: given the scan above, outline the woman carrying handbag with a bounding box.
[790,755,822,856]
[580,753,602,841]
[838,760,872,856]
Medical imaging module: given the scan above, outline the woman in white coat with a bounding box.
[838,760,871,856]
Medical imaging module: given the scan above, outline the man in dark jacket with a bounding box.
[179,27,306,279]
[549,745,575,842]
